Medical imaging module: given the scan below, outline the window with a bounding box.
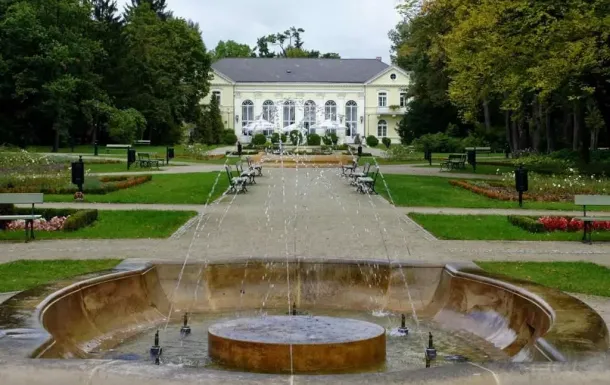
[378,92,387,107]
[390,74,397,80]
[377,120,387,137]
[304,100,316,129]
[212,91,221,105]
[262,100,276,123]
[345,100,358,137]
[324,100,337,121]
[400,93,408,107]
[283,100,295,129]
[241,100,254,128]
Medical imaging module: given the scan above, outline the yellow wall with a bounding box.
[202,71,235,130]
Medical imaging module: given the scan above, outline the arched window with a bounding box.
[378,92,387,107]
[345,101,358,137]
[262,100,276,123]
[377,120,388,137]
[325,100,337,121]
[241,100,254,128]
[283,100,295,129]
[304,100,316,130]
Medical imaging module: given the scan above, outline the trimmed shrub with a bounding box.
[270,133,280,144]
[307,133,321,146]
[222,130,238,145]
[329,133,339,146]
[507,215,546,233]
[412,132,463,153]
[252,134,267,146]
[63,209,98,232]
[289,130,303,145]
[366,135,379,147]
[322,136,332,145]
[382,137,391,149]
[281,134,287,143]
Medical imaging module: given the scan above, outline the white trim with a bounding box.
[234,83,365,88]
[234,89,365,94]
[364,65,410,85]
[211,69,236,84]
[377,91,388,108]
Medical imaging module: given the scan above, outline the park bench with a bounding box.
[440,154,467,171]
[225,165,248,194]
[246,157,263,176]
[341,159,358,177]
[349,162,371,186]
[465,147,492,155]
[134,140,151,145]
[356,166,380,194]
[574,195,610,243]
[0,193,43,241]
[236,162,256,184]
[137,153,161,169]
[106,144,131,153]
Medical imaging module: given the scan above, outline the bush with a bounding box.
[252,134,267,146]
[382,137,391,149]
[329,133,339,146]
[281,134,287,143]
[322,136,332,146]
[366,135,379,147]
[412,132,463,153]
[307,133,321,146]
[63,209,98,232]
[386,145,421,161]
[222,130,238,145]
[271,133,280,144]
[289,130,303,145]
[507,215,546,233]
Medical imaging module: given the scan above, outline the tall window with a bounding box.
[325,100,337,121]
[241,100,254,128]
[345,100,358,137]
[283,100,295,128]
[304,100,316,130]
[400,93,408,107]
[378,92,387,107]
[212,91,221,105]
[262,100,276,123]
[377,120,387,137]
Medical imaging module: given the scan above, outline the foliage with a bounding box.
[254,26,340,59]
[63,209,99,231]
[108,108,147,143]
[328,133,339,146]
[366,135,379,147]
[322,136,332,146]
[412,132,463,153]
[507,215,545,233]
[385,145,421,161]
[252,134,267,146]
[307,133,321,146]
[211,40,253,61]
[281,134,287,143]
[271,133,280,144]
[289,130,303,145]
[382,137,391,149]
[222,130,238,145]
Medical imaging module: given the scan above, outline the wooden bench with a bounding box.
[106,144,131,153]
[465,147,492,154]
[137,153,161,169]
[440,154,467,171]
[134,140,151,146]
[0,193,44,241]
[574,195,610,243]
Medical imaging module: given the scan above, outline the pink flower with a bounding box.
[6,216,69,232]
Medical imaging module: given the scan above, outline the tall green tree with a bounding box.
[211,40,253,61]
[125,0,171,20]
[207,94,224,144]
[254,27,341,59]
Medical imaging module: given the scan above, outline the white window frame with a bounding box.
[212,90,221,105]
[325,100,337,121]
[241,100,254,128]
[283,100,296,129]
[262,100,276,124]
[304,100,316,129]
[345,100,358,137]
[400,93,408,107]
[377,120,387,137]
[378,92,387,107]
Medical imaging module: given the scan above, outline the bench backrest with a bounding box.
[575,195,610,206]
[0,193,44,204]
[138,153,150,159]
[465,147,491,151]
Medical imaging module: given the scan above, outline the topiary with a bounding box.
[270,132,280,144]
[289,130,303,145]
[63,209,99,232]
[329,133,339,146]
[307,133,321,146]
[366,135,379,147]
[252,134,267,146]
[322,136,332,145]
[382,137,391,149]
[222,130,238,145]
[280,134,287,143]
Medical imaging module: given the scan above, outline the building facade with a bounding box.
[202,58,410,143]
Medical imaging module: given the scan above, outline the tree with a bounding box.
[125,0,171,20]
[206,94,224,144]
[254,27,341,59]
[211,40,253,61]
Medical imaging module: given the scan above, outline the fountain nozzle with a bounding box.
[425,332,437,368]
[150,330,163,365]
[398,314,409,335]
[181,312,191,337]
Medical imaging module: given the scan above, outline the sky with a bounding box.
[118,0,404,63]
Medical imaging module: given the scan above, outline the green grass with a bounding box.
[409,213,610,241]
[476,261,610,297]
[45,172,228,204]
[85,163,164,173]
[379,174,608,210]
[0,259,122,292]
[0,210,197,240]
[416,164,514,175]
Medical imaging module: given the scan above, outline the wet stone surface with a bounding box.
[208,316,385,344]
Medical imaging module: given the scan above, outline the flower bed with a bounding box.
[7,216,68,232]
[0,175,151,194]
[1,207,98,232]
[508,215,610,233]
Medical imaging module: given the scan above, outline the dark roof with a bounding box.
[212,58,389,83]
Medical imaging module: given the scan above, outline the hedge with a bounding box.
[63,209,98,232]
[507,215,546,233]
[0,175,152,195]
[6,208,98,231]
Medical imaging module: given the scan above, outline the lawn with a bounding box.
[408,213,610,241]
[416,164,514,175]
[0,259,122,292]
[476,261,610,297]
[85,163,165,173]
[379,174,608,211]
[45,172,228,204]
[0,210,197,241]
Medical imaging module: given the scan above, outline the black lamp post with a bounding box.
[515,164,529,207]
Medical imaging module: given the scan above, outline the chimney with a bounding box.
[376,57,382,61]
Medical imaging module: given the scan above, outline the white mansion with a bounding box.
[202,58,410,143]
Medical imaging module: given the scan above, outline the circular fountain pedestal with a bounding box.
[208,316,386,374]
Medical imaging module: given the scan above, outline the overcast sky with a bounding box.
[118,0,403,63]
